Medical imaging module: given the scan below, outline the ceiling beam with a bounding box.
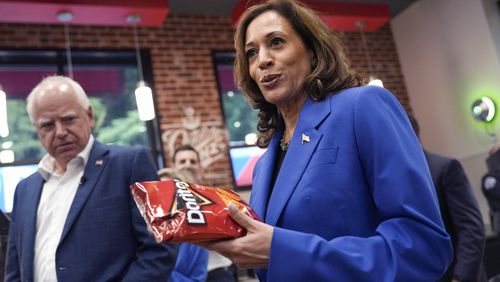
[232,0,390,32]
[0,0,169,26]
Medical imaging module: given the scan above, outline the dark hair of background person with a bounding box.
[407,112,420,137]
[172,144,199,163]
[233,0,366,148]
[158,168,196,184]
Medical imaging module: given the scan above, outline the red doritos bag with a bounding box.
[131,180,260,243]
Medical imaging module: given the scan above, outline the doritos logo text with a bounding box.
[174,180,206,225]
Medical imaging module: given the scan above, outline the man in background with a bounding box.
[4,75,177,281]
[172,145,238,282]
[173,145,204,185]
[481,144,500,235]
[408,113,486,282]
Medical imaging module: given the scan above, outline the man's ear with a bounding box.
[87,105,95,129]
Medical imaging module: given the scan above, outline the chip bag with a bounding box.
[131,180,260,242]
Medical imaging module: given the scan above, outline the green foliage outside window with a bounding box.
[221,90,259,145]
[5,99,44,162]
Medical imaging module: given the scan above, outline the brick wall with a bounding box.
[0,15,408,188]
[341,25,410,106]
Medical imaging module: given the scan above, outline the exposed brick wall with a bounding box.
[341,24,410,109]
[0,15,408,188]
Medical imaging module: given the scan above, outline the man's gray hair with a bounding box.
[26,75,90,123]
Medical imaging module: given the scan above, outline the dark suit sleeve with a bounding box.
[122,148,178,281]
[441,159,485,281]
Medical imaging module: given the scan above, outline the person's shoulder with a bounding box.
[15,171,43,193]
[326,86,400,118]
[482,170,498,180]
[328,85,394,104]
[425,149,458,164]
[332,85,390,96]
[425,150,453,163]
[100,142,147,153]
[98,142,150,160]
[19,170,42,184]
[425,150,464,173]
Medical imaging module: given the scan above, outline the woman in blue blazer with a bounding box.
[203,0,453,281]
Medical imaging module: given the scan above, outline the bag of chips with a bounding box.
[131,180,260,242]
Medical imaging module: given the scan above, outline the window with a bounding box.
[0,164,37,213]
[213,51,265,189]
[0,49,163,213]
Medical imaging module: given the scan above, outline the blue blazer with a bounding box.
[5,141,178,282]
[169,244,208,282]
[250,86,453,281]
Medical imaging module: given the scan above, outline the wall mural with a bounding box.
[161,106,230,183]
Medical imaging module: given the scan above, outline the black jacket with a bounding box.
[425,151,487,282]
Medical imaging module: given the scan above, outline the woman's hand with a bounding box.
[199,203,274,269]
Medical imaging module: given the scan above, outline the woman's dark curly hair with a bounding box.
[234,0,365,148]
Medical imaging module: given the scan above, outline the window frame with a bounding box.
[212,50,263,190]
[0,48,164,168]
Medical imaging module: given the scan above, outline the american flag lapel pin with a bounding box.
[95,159,103,166]
[302,133,310,144]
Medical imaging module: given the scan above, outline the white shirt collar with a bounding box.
[38,135,95,180]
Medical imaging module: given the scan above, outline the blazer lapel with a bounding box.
[265,97,331,226]
[250,136,279,220]
[59,142,109,243]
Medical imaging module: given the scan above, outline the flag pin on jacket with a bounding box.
[95,160,103,166]
[302,133,310,144]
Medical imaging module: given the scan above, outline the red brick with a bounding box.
[0,15,408,188]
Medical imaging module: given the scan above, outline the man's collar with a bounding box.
[38,135,95,180]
